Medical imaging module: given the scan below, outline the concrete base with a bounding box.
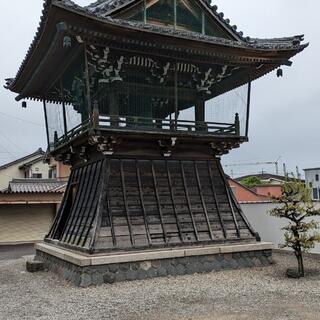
[34,242,273,287]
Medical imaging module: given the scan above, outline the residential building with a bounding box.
[0,148,47,190]
[236,173,290,185]
[304,167,320,201]
[235,173,304,199]
[228,178,268,203]
[0,179,65,244]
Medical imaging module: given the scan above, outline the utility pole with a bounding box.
[283,163,287,177]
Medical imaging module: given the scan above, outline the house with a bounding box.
[235,173,303,198]
[304,167,320,201]
[0,150,70,244]
[0,148,49,190]
[0,179,65,244]
[228,178,268,203]
[235,173,289,185]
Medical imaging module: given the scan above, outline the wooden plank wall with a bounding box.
[48,158,255,252]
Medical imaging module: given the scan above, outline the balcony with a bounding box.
[51,113,241,150]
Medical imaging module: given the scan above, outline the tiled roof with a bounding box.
[5,0,308,92]
[1,179,66,194]
[0,148,44,171]
[18,155,45,169]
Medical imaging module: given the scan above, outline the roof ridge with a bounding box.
[0,148,44,171]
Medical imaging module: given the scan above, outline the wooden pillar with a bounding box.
[245,80,252,137]
[108,83,119,127]
[195,99,205,131]
[174,65,178,130]
[42,101,51,150]
[60,79,68,137]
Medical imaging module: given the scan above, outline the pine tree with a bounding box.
[269,181,320,278]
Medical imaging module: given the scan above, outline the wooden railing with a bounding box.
[98,115,239,136]
[50,114,240,149]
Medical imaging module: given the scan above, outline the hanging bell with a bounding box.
[277,68,283,78]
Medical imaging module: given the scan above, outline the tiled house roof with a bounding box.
[1,179,66,194]
[0,148,44,171]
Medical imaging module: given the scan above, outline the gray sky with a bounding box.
[0,0,318,177]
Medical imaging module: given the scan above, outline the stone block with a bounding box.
[140,261,152,271]
[79,273,92,288]
[26,260,45,273]
[260,256,270,266]
[137,269,148,280]
[229,259,239,269]
[157,267,168,277]
[176,264,185,275]
[119,263,130,272]
[147,267,157,278]
[126,270,138,281]
[151,260,161,269]
[109,264,120,273]
[212,260,222,271]
[92,272,104,286]
[166,265,176,276]
[114,271,126,282]
[203,262,214,272]
[252,257,262,267]
[103,272,116,284]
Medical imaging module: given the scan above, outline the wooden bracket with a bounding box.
[158,137,177,157]
[89,135,121,155]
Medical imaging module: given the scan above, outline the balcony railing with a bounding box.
[97,115,239,135]
[51,114,240,150]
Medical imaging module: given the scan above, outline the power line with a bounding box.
[0,110,44,128]
[0,130,29,154]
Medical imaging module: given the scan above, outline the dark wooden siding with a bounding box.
[48,157,256,252]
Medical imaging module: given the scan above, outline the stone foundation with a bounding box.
[34,242,273,287]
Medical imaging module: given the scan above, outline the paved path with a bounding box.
[0,244,35,260]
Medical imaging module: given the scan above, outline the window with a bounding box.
[32,173,42,179]
[146,0,174,26]
[309,182,313,188]
[116,0,233,39]
[316,174,319,182]
[48,168,57,179]
[176,0,202,33]
[313,188,319,200]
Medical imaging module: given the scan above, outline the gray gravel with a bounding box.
[0,251,319,320]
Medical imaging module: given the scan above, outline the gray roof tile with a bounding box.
[1,179,66,194]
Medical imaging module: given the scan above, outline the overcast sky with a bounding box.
[0,0,318,177]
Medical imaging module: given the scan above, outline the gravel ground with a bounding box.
[0,251,319,320]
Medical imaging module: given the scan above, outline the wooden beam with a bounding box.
[75,160,103,246]
[180,161,199,241]
[42,101,51,150]
[151,161,168,243]
[136,160,152,245]
[166,160,184,242]
[194,161,214,240]
[245,80,252,138]
[207,160,227,239]
[106,159,117,247]
[120,160,135,246]
[216,159,240,238]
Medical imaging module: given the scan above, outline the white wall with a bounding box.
[241,202,320,254]
[304,169,320,200]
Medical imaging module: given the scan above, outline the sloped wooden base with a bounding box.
[46,156,257,253]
